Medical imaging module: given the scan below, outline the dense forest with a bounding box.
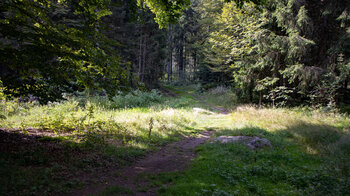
[1,0,350,195]
[2,0,349,108]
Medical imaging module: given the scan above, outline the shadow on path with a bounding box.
[68,131,214,196]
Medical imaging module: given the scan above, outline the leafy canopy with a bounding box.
[141,0,267,28]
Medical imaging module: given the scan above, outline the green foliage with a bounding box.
[191,0,350,107]
[0,0,128,102]
[111,89,163,108]
[138,0,191,28]
[264,86,295,107]
[139,0,266,28]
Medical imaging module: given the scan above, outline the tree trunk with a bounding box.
[249,80,253,103]
[142,37,147,83]
[167,27,173,82]
[259,91,262,108]
[178,32,184,80]
[183,45,186,81]
[138,35,143,81]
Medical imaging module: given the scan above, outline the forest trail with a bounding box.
[68,131,213,196]
[159,86,229,114]
[191,94,229,114]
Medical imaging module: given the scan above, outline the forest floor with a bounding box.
[1,85,350,195]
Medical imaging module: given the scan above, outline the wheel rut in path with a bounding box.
[68,131,213,196]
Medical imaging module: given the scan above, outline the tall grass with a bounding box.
[1,86,350,195]
[0,89,213,145]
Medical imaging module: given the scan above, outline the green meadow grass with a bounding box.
[0,87,349,195]
[156,106,350,195]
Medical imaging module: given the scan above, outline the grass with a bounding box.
[0,90,217,195]
[155,105,350,195]
[1,86,350,195]
[164,84,238,112]
[197,86,238,110]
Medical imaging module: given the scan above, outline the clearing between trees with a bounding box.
[1,85,349,195]
[2,1,350,195]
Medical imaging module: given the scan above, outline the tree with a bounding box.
[181,0,349,106]
[0,0,128,102]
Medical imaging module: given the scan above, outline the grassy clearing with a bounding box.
[1,86,349,195]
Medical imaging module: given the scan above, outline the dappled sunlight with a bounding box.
[228,106,350,132]
[1,92,349,195]
[164,122,349,195]
[213,106,350,165]
[1,84,349,195]
[161,125,348,195]
[1,0,349,194]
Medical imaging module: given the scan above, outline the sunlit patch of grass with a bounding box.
[158,105,350,195]
[0,91,223,195]
[1,86,350,195]
[160,126,350,195]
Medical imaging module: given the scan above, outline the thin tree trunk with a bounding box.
[259,91,262,108]
[192,52,197,82]
[167,27,173,82]
[138,35,143,81]
[142,37,147,83]
[183,45,186,81]
[178,33,184,80]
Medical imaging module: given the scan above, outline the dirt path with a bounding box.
[191,94,229,114]
[160,86,229,114]
[68,88,223,195]
[68,131,213,196]
[158,86,178,98]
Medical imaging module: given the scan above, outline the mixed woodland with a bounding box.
[1,0,350,108]
[1,0,350,195]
